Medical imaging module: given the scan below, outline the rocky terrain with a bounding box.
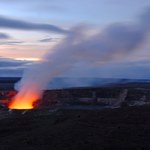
[1,77,150,149]
[0,106,150,149]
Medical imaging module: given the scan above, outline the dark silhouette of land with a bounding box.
[0,77,150,149]
[0,106,150,149]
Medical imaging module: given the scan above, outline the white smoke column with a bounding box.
[8,7,150,109]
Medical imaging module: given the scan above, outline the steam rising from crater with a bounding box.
[8,7,150,109]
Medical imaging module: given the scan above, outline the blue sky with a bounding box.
[1,0,150,78]
[0,0,149,24]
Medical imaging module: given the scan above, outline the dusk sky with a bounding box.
[1,0,150,78]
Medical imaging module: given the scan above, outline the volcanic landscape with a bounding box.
[1,77,150,149]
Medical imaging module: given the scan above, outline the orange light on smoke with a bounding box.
[8,100,34,109]
[8,92,38,110]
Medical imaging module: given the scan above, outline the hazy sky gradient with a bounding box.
[1,0,150,78]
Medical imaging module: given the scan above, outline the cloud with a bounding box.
[0,32,10,39]
[58,59,150,80]
[0,57,36,77]
[0,57,32,68]
[45,23,145,65]
[0,16,69,34]
[2,6,150,81]
[39,37,60,42]
[0,41,24,45]
[138,6,150,31]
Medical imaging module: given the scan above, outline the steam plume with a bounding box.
[9,7,150,109]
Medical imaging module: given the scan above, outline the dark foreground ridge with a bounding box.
[0,106,150,149]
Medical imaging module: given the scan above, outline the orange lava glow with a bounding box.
[8,92,38,110]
